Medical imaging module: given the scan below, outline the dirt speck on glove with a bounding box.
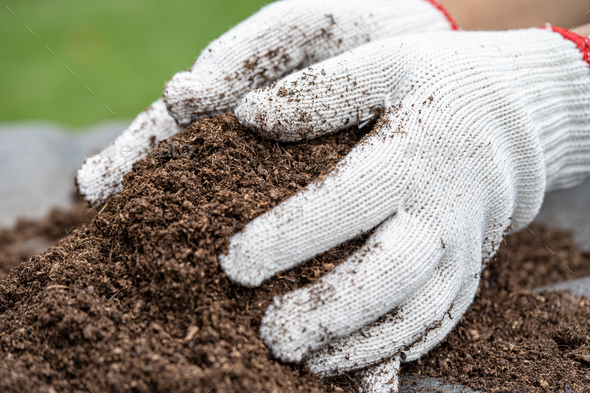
[1,114,590,393]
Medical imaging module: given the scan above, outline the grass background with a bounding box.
[0,0,270,129]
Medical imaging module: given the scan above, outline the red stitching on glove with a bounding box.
[541,25,590,68]
[423,0,459,31]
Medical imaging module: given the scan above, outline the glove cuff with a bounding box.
[532,26,590,192]
[423,0,459,31]
[540,25,590,69]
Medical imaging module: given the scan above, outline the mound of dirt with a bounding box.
[1,114,589,393]
[0,114,367,393]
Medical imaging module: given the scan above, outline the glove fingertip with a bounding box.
[218,234,273,288]
[163,71,200,127]
[235,92,306,142]
[359,356,401,393]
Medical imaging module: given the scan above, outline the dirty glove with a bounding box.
[76,0,457,205]
[219,27,590,392]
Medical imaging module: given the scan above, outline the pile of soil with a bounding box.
[0,114,367,393]
[1,113,589,392]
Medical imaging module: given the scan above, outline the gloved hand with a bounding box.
[76,0,457,205]
[218,27,590,392]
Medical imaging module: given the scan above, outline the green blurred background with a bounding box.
[0,0,270,130]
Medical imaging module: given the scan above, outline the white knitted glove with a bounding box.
[219,27,590,392]
[76,0,457,205]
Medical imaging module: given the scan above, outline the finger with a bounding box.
[218,128,416,287]
[76,99,181,206]
[305,249,463,375]
[259,211,444,362]
[235,37,411,141]
[359,356,401,393]
[404,275,479,362]
[164,0,452,126]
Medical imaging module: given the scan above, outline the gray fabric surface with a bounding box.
[534,179,590,252]
[0,121,126,227]
[400,376,478,392]
[534,276,590,299]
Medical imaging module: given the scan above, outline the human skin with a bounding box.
[573,22,590,36]
[440,0,590,31]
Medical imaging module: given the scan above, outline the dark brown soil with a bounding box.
[1,113,589,393]
[0,114,367,393]
[0,200,96,281]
